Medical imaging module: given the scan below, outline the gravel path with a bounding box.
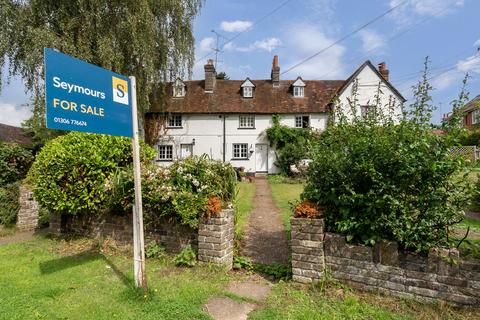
[241,178,290,265]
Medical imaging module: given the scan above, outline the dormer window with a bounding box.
[173,78,186,98]
[292,77,306,98]
[241,78,255,98]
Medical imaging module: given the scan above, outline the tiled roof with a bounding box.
[462,95,480,113]
[150,79,345,114]
[0,123,32,145]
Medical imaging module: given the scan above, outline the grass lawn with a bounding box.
[234,182,256,239]
[0,236,231,320]
[268,176,304,237]
[456,217,480,233]
[248,282,476,320]
[0,236,477,320]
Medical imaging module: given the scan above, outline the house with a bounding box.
[443,95,480,128]
[0,123,32,145]
[148,56,406,174]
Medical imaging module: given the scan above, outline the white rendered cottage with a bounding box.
[148,56,405,174]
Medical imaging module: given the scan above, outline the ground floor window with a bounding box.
[295,115,310,128]
[233,143,248,159]
[158,145,173,160]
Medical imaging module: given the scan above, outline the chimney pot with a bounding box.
[271,55,280,87]
[378,62,389,81]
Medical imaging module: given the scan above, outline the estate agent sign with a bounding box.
[44,48,133,137]
[44,48,147,289]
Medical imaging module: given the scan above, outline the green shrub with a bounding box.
[29,132,155,215]
[0,142,33,186]
[303,122,470,252]
[174,245,197,267]
[112,155,237,227]
[303,65,472,252]
[145,241,165,259]
[0,182,20,226]
[459,129,480,146]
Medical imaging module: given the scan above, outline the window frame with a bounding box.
[243,86,253,98]
[294,115,310,128]
[167,114,182,128]
[293,86,304,97]
[157,145,173,161]
[232,143,249,160]
[472,109,480,125]
[238,115,255,129]
[173,84,186,98]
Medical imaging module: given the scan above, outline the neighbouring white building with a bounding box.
[148,56,405,174]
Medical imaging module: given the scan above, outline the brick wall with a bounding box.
[291,217,480,306]
[50,209,234,269]
[16,185,39,231]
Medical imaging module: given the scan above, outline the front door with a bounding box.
[180,144,193,159]
[255,144,268,172]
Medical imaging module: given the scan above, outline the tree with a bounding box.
[0,0,203,145]
[216,72,230,80]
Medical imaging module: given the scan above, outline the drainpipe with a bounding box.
[223,114,226,162]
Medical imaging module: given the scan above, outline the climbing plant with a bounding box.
[265,115,316,175]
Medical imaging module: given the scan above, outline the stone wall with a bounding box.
[16,185,39,231]
[291,217,480,307]
[50,209,235,269]
[291,218,325,283]
[198,208,234,270]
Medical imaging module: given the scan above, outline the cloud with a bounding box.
[389,0,464,26]
[0,103,31,127]
[220,20,253,33]
[198,37,215,53]
[283,24,346,79]
[474,38,480,49]
[226,37,281,53]
[432,54,480,91]
[357,29,386,54]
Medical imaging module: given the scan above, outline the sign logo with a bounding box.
[112,76,129,105]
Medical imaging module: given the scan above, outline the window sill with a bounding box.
[237,127,256,130]
[231,158,249,161]
[156,159,173,162]
[166,126,183,129]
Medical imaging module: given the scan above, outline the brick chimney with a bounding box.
[378,62,389,81]
[271,55,280,87]
[204,59,216,92]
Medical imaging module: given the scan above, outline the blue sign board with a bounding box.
[44,48,133,137]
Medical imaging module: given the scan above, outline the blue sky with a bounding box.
[1,0,479,126]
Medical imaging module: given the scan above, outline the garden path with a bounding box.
[241,178,290,265]
[204,275,272,320]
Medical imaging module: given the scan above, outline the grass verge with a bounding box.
[268,177,304,237]
[234,182,256,239]
[248,282,477,320]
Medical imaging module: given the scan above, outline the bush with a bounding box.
[303,122,470,251]
[29,132,155,215]
[303,65,472,252]
[0,142,33,186]
[112,155,237,227]
[0,182,20,226]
